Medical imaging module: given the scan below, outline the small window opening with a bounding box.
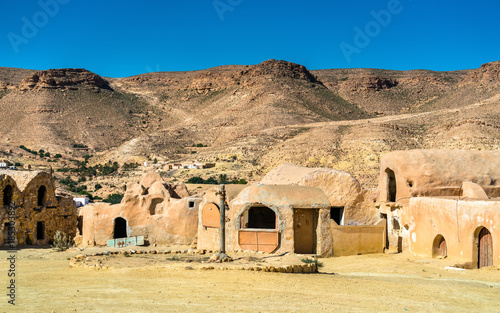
[241,206,276,229]
[36,221,45,240]
[392,217,401,230]
[37,185,47,206]
[330,206,345,225]
[3,185,13,206]
[386,168,397,202]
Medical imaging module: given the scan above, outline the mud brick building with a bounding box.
[0,170,77,246]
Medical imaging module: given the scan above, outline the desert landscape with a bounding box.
[0,60,499,194]
[1,60,500,312]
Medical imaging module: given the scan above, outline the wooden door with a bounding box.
[294,209,316,254]
[439,239,447,257]
[238,230,279,253]
[479,228,493,268]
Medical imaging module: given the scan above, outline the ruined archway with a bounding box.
[474,227,493,268]
[3,185,13,206]
[37,185,47,206]
[385,168,397,202]
[113,217,127,239]
[432,234,447,258]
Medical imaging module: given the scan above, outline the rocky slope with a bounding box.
[0,60,499,191]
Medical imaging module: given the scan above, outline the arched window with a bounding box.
[37,186,47,206]
[3,185,13,206]
[240,206,277,229]
[432,234,447,258]
[385,168,397,202]
[113,217,127,239]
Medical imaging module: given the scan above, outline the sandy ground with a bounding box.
[1,248,499,312]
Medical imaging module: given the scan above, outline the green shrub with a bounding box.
[52,231,73,252]
[300,258,323,268]
[103,193,123,204]
[187,176,205,184]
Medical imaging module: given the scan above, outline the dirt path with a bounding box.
[1,249,499,312]
[261,93,500,133]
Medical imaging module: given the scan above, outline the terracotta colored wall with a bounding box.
[330,220,385,256]
[379,150,500,202]
[408,197,500,266]
[197,185,333,256]
[79,177,200,247]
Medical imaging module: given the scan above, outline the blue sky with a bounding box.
[0,0,499,77]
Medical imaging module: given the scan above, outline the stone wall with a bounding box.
[0,170,77,246]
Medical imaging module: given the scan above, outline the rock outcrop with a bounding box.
[19,68,111,91]
[464,61,500,84]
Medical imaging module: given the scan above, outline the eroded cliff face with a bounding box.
[463,61,500,85]
[19,68,111,91]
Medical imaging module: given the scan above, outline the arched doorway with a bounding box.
[385,168,396,202]
[432,234,447,258]
[478,227,493,268]
[3,185,13,206]
[37,186,46,206]
[113,217,127,239]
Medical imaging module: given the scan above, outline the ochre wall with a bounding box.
[379,150,500,202]
[330,220,385,256]
[198,185,334,256]
[408,197,500,266]
[79,175,199,247]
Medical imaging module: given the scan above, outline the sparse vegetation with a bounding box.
[300,258,323,268]
[102,193,124,204]
[186,175,247,185]
[52,231,73,252]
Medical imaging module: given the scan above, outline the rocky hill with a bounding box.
[0,60,499,194]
